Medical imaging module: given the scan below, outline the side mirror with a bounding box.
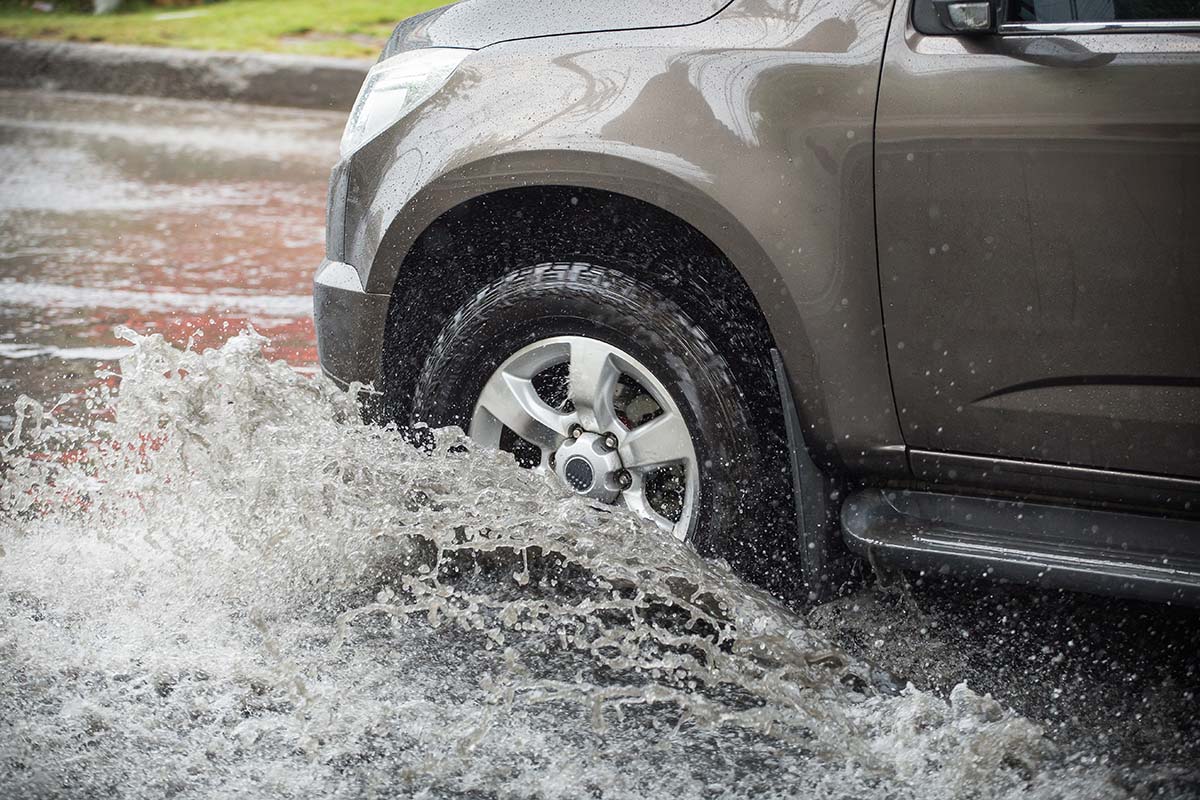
[932,0,996,32]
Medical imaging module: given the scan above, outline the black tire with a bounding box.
[410,262,790,567]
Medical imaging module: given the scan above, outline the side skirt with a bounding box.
[841,488,1200,606]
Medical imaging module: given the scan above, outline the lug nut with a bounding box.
[601,432,619,451]
[569,423,585,439]
[616,469,633,490]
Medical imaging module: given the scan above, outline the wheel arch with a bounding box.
[367,151,838,467]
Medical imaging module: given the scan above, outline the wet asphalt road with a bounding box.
[0,89,1197,793]
[0,89,338,428]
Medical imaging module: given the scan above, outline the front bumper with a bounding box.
[313,259,391,389]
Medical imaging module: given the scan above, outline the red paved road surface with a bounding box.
[0,89,345,430]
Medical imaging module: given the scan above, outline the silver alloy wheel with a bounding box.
[468,335,700,540]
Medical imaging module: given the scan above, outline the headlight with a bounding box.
[340,48,470,158]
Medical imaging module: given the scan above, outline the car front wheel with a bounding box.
[411,261,784,555]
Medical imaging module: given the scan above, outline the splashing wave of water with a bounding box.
[0,330,1125,799]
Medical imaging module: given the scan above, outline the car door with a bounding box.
[874,0,1200,482]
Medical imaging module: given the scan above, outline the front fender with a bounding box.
[340,1,904,475]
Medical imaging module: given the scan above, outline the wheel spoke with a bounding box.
[476,371,568,451]
[619,411,693,471]
[567,338,620,433]
[621,485,687,540]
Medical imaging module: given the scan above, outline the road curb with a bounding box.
[0,38,371,110]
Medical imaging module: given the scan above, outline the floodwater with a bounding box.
[1,90,1198,799]
[0,89,330,429]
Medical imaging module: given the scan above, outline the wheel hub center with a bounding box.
[562,456,595,493]
[553,431,624,504]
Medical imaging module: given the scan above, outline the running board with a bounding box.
[840,489,1200,606]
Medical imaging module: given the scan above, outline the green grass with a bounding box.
[0,0,447,58]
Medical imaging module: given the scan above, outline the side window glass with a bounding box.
[1007,0,1200,22]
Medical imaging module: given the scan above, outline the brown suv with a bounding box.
[314,0,1200,604]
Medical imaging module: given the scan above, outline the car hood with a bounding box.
[382,0,732,55]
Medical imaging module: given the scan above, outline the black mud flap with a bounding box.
[770,348,858,603]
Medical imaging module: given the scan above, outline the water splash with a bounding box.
[0,330,1125,799]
